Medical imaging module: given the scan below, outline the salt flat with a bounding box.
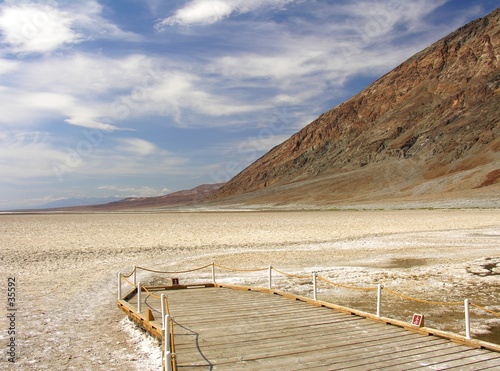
[1,209,499,370]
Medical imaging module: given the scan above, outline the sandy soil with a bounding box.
[1,209,499,370]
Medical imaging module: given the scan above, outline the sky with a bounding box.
[0,0,498,209]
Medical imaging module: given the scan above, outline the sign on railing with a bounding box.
[411,313,424,327]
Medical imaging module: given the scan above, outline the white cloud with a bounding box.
[0,87,73,126]
[0,86,125,131]
[25,91,75,111]
[1,49,263,129]
[15,54,150,95]
[113,69,267,124]
[0,58,18,75]
[161,0,233,27]
[155,0,297,28]
[68,1,140,41]
[0,54,161,130]
[201,0,458,113]
[64,117,125,132]
[0,1,139,54]
[212,46,326,81]
[0,132,182,189]
[331,0,450,40]
[115,138,157,156]
[0,3,83,53]
[80,148,186,177]
[0,131,65,179]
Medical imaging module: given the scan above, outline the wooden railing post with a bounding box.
[376,284,382,317]
[212,262,216,284]
[465,298,471,339]
[137,282,141,313]
[268,265,272,289]
[133,265,137,285]
[164,315,172,371]
[161,294,166,328]
[313,272,317,301]
[117,272,122,300]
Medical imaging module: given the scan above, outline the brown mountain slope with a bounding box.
[52,184,223,211]
[213,9,500,207]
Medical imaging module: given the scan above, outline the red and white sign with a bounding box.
[411,313,424,327]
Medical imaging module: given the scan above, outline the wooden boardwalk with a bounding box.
[121,285,500,370]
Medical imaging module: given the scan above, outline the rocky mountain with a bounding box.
[212,8,500,207]
[50,184,223,211]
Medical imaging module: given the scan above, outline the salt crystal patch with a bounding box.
[120,318,162,370]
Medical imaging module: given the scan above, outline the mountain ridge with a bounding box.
[210,8,500,207]
[26,184,224,212]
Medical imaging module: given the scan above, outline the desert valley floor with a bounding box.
[1,209,499,369]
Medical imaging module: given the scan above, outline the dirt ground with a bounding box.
[0,209,499,370]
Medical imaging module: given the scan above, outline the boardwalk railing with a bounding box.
[117,263,500,370]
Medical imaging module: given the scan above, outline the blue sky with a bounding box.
[0,0,498,209]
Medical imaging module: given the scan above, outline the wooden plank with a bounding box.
[170,309,361,331]
[174,324,423,367]
[174,318,366,364]
[168,302,360,326]
[172,328,408,364]
[173,322,360,350]
[172,317,367,346]
[170,313,396,351]
[165,288,353,314]
[408,352,500,370]
[170,309,398,340]
[319,341,466,370]
[173,322,410,357]
[170,301,326,318]
[175,319,358,341]
[169,303,337,323]
[144,283,215,290]
[240,332,441,370]
[117,300,163,340]
[367,348,494,370]
[286,335,450,370]
[172,319,400,350]
[472,359,500,370]
[165,290,322,313]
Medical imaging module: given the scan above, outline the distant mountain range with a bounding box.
[209,8,500,208]
[48,184,223,211]
[36,197,123,209]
